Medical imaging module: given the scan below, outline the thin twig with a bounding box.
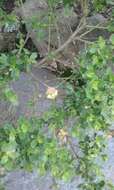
[17,32,30,57]
[55,23,61,48]
[75,37,94,44]
[79,22,106,38]
[68,138,79,159]
[86,25,108,30]
[30,72,49,88]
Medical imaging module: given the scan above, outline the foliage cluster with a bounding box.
[0,0,114,190]
[64,37,114,189]
[1,37,114,189]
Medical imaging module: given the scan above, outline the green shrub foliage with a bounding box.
[0,37,114,189]
[0,0,114,190]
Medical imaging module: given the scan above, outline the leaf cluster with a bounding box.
[0,115,75,181]
[0,37,114,189]
[63,37,114,189]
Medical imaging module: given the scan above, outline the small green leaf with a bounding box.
[4,88,18,106]
[110,34,114,45]
[98,37,106,49]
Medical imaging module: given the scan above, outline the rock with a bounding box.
[15,0,49,57]
[15,1,110,71]
[0,101,10,125]
[3,171,81,190]
[0,68,64,126]
[0,32,16,52]
[11,68,63,117]
[85,14,109,41]
[15,0,79,69]
[87,13,106,26]
[0,8,19,52]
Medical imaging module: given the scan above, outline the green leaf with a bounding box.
[110,34,114,45]
[98,37,106,49]
[4,87,18,106]
[21,123,29,133]
[1,155,8,165]
[30,52,37,62]
[62,171,71,181]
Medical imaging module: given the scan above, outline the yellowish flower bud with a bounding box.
[58,129,68,143]
[46,87,58,100]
